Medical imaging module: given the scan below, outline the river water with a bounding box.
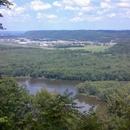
[15,78,106,112]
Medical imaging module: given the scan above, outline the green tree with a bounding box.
[28,90,79,130]
[107,87,130,130]
[78,111,103,130]
[0,76,30,130]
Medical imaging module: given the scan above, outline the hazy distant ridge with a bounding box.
[24,30,130,42]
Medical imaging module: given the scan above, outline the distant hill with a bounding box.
[0,31,25,36]
[24,30,130,42]
[0,31,25,39]
[108,41,130,54]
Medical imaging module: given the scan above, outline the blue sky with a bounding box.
[1,0,130,31]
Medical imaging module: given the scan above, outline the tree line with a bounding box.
[24,30,130,42]
[77,81,130,102]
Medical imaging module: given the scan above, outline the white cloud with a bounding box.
[70,15,102,22]
[100,2,111,8]
[97,11,103,15]
[119,8,130,18]
[17,14,30,22]
[107,13,116,17]
[70,17,85,22]
[2,8,30,22]
[65,6,79,11]
[105,0,111,2]
[73,0,90,6]
[37,13,58,19]
[81,6,94,12]
[63,0,73,5]
[3,0,130,29]
[61,0,90,6]
[87,16,102,22]
[53,1,62,7]
[78,12,83,16]
[30,0,52,11]
[0,2,30,23]
[116,2,130,7]
[1,7,26,17]
[120,0,129,2]
[15,7,26,13]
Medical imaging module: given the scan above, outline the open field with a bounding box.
[67,46,112,52]
[0,42,112,52]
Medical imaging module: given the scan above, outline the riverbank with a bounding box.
[15,78,106,112]
[77,81,130,102]
[15,76,83,81]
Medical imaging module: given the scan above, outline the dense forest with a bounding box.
[24,30,130,42]
[108,41,130,54]
[1,76,130,130]
[0,42,130,81]
[77,81,130,102]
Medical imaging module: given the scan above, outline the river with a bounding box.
[15,78,106,112]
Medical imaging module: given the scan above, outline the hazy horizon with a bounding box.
[1,29,130,33]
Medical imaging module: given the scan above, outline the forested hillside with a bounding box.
[0,41,130,81]
[108,41,130,54]
[24,30,130,42]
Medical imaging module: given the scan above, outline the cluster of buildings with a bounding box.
[0,37,117,47]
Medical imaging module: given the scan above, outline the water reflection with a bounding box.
[16,78,82,94]
[76,94,106,112]
[15,78,106,112]
[78,94,106,106]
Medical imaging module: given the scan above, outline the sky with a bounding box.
[0,0,130,31]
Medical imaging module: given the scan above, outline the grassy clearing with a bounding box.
[68,46,111,52]
[0,42,112,52]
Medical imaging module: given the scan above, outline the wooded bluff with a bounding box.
[24,30,130,42]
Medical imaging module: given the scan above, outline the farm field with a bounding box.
[0,42,112,52]
[68,46,111,52]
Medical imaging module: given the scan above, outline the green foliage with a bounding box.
[77,81,130,101]
[68,46,111,52]
[31,87,53,109]
[77,107,104,130]
[28,89,104,130]
[0,76,30,129]
[54,44,84,48]
[107,88,130,130]
[109,42,130,54]
[39,90,79,130]
[24,30,130,42]
[0,45,130,81]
